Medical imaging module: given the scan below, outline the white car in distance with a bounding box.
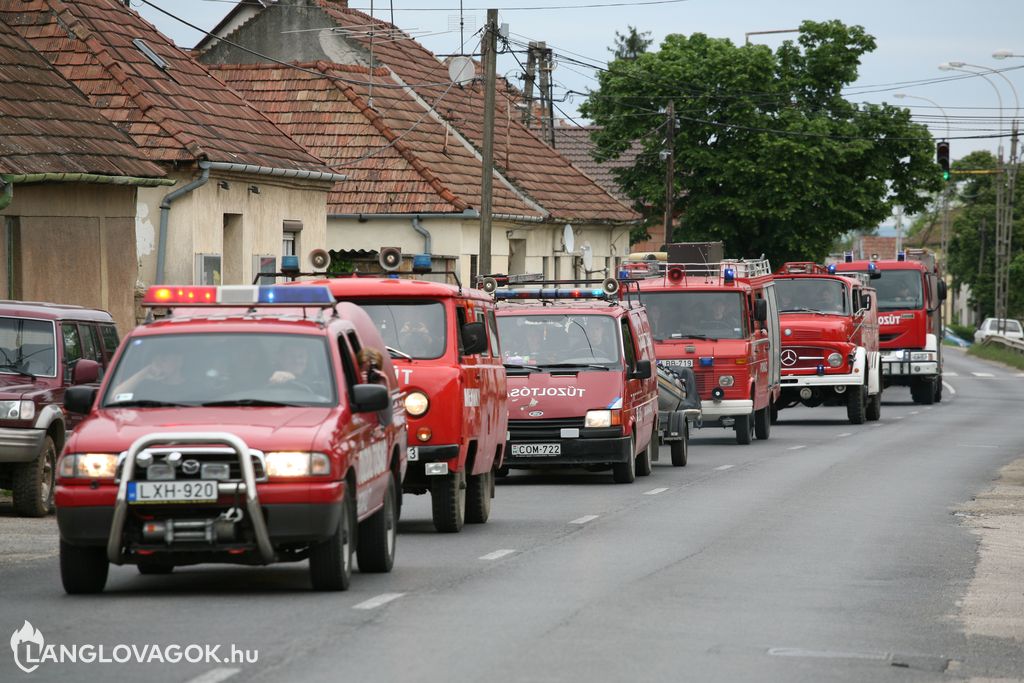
[973,317,1024,343]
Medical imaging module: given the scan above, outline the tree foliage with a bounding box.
[610,26,652,61]
[582,20,942,264]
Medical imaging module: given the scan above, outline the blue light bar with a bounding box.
[867,262,878,273]
[897,251,907,262]
[494,288,607,300]
[723,267,736,283]
[257,285,334,305]
[827,263,837,274]
[699,357,714,367]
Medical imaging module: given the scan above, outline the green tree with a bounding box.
[582,20,942,264]
[609,26,652,61]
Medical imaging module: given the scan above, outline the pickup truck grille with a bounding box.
[117,449,266,482]
[509,417,585,440]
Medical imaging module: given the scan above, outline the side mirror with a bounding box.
[860,293,872,310]
[460,321,488,356]
[351,384,389,413]
[754,299,768,323]
[64,385,98,415]
[629,359,652,380]
[937,280,947,301]
[71,359,100,385]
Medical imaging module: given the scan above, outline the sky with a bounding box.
[134,0,1024,166]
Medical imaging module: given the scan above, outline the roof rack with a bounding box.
[477,273,643,306]
[777,262,831,275]
[622,257,772,283]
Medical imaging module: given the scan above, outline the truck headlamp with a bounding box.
[404,391,429,417]
[584,409,621,428]
[910,352,933,362]
[265,452,330,477]
[827,352,844,368]
[59,453,119,479]
[0,400,35,421]
[718,375,734,387]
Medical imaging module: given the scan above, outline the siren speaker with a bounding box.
[309,248,330,270]
[601,277,619,295]
[378,247,402,272]
[481,277,498,294]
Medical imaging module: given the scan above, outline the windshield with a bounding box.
[854,270,922,311]
[496,314,622,368]
[102,333,337,407]
[775,278,849,314]
[356,301,446,360]
[638,292,747,340]
[0,317,56,377]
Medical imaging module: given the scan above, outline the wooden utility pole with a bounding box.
[661,100,675,249]
[537,42,552,146]
[478,8,498,279]
[522,42,537,127]
[544,46,556,148]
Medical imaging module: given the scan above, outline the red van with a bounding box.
[311,273,507,533]
[634,256,782,445]
[491,278,658,483]
[56,285,406,593]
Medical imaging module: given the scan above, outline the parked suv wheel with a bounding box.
[12,435,56,517]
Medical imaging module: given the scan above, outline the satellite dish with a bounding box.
[448,56,475,86]
[563,224,575,253]
[581,244,593,271]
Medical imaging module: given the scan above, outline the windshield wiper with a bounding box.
[0,363,35,378]
[669,333,715,341]
[539,363,611,371]
[105,399,191,408]
[199,399,302,407]
[386,346,413,360]
[503,362,541,372]
[781,307,823,314]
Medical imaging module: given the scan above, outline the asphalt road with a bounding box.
[2,348,1022,683]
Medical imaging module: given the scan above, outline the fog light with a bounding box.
[146,463,175,481]
[799,387,813,400]
[417,427,432,442]
[425,462,449,476]
[201,463,230,480]
[711,387,724,401]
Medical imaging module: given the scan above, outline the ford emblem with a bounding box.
[528,410,544,417]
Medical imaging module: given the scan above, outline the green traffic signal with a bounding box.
[943,170,950,181]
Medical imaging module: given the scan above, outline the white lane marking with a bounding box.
[353,593,405,610]
[185,669,241,683]
[943,381,957,395]
[893,416,904,420]
[643,487,669,495]
[1017,373,1024,377]
[788,445,806,451]
[479,549,516,561]
[570,515,599,525]
[767,647,887,661]
[910,411,920,415]
[945,371,959,376]
[972,372,994,377]
[714,465,734,471]
[872,423,883,427]
[837,432,852,438]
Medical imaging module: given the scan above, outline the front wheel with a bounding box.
[357,473,397,573]
[846,384,867,424]
[309,489,354,591]
[910,377,937,405]
[465,468,494,524]
[754,403,772,440]
[60,541,108,594]
[12,435,56,517]
[635,431,654,477]
[670,434,688,467]
[431,471,465,533]
[866,389,882,421]
[612,437,636,484]
[734,412,753,445]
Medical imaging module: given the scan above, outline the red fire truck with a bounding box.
[634,256,781,444]
[310,265,507,534]
[773,262,881,423]
[55,285,406,593]
[834,249,947,404]
[491,277,659,483]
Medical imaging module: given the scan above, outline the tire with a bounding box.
[846,384,867,424]
[866,389,881,421]
[309,489,354,591]
[635,431,653,477]
[465,468,494,524]
[910,377,937,405]
[754,403,771,440]
[935,376,943,403]
[734,412,753,445]
[612,437,636,484]
[60,540,108,594]
[670,436,688,467]
[431,471,465,533]
[137,561,174,575]
[357,473,397,573]
[12,435,56,518]
[770,403,780,424]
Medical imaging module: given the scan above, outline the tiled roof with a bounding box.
[553,126,642,204]
[857,235,898,259]
[210,61,541,217]
[0,0,333,173]
[0,17,163,178]
[310,1,637,223]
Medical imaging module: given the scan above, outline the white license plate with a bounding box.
[407,446,419,462]
[661,359,694,367]
[128,480,218,504]
[510,443,561,456]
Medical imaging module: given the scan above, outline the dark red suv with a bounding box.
[0,301,117,516]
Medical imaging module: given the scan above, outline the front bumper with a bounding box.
[0,427,45,463]
[881,357,937,377]
[504,435,631,467]
[698,399,753,422]
[780,370,862,388]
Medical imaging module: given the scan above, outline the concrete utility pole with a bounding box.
[478,8,498,279]
[661,100,675,249]
[995,119,1018,334]
[522,42,537,127]
[544,46,556,148]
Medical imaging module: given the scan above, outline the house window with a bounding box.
[283,220,302,258]
[195,253,222,285]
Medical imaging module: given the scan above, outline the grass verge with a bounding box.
[967,342,1024,371]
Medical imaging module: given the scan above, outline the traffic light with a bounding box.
[936,140,950,181]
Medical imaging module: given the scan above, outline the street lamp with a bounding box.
[893,92,951,140]
[939,62,1007,157]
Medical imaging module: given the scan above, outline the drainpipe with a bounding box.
[0,179,11,212]
[411,216,431,254]
[157,167,210,285]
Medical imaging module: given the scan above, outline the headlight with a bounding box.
[584,409,621,428]
[0,400,35,421]
[910,352,933,361]
[827,352,843,368]
[59,453,118,479]
[265,451,330,477]
[718,375,734,387]
[404,391,429,417]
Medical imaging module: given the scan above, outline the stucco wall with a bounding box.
[0,183,138,333]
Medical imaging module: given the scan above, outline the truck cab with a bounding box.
[635,257,781,445]
[834,249,946,404]
[492,278,658,484]
[773,262,881,424]
[55,285,406,593]
[313,275,507,533]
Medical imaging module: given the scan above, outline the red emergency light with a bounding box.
[144,286,217,305]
